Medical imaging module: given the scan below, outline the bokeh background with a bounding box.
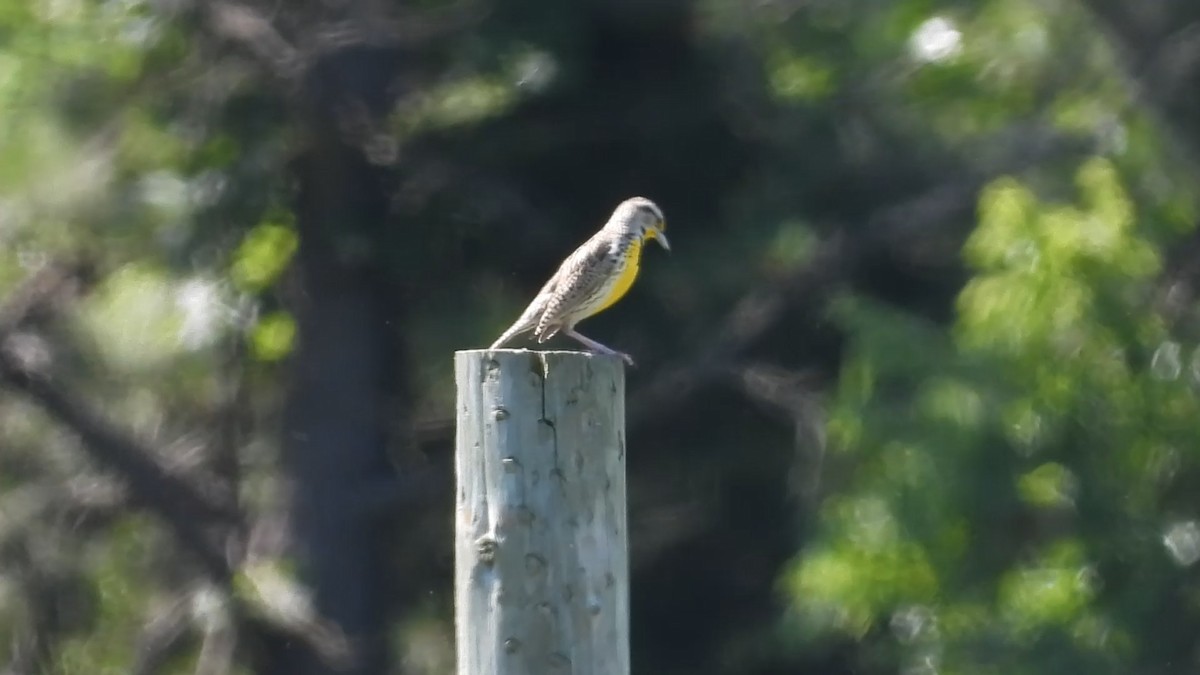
[4,0,1200,673]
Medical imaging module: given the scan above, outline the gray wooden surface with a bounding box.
[455,349,628,675]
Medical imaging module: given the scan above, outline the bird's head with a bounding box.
[611,196,670,252]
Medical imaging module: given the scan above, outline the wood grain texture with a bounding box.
[455,349,628,675]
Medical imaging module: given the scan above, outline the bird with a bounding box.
[488,196,670,366]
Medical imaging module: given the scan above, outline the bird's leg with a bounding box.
[564,328,635,367]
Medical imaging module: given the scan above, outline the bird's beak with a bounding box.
[654,229,671,253]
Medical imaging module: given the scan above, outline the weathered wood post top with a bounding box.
[454,349,629,675]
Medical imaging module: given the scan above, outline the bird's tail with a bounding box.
[489,319,534,350]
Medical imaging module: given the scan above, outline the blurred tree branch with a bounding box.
[1078,1,1200,333]
[0,362,236,579]
[629,122,1094,432]
[0,264,357,672]
[200,0,488,86]
[1079,0,1200,167]
[130,598,193,675]
[0,264,238,581]
[205,0,302,82]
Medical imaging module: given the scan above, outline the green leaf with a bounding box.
[250,311,296,362]
[231,219,299,293]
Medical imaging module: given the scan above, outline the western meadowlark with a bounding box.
[488,196,670,366]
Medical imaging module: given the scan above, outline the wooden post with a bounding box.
[454,349,628,675]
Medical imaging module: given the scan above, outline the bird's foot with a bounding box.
[564,329,635,367]
[590,346,635,367]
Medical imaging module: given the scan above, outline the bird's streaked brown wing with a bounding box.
[534,237,616,341]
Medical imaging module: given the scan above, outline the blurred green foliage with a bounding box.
[3,0,1200,673]
[790,154,1200,673]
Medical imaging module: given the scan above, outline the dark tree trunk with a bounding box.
[278,45,403,675]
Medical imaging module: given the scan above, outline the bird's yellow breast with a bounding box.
[590,238,642,316]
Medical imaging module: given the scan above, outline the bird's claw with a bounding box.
[590,348,635,367]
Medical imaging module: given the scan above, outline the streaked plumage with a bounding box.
[489,196,670,366]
